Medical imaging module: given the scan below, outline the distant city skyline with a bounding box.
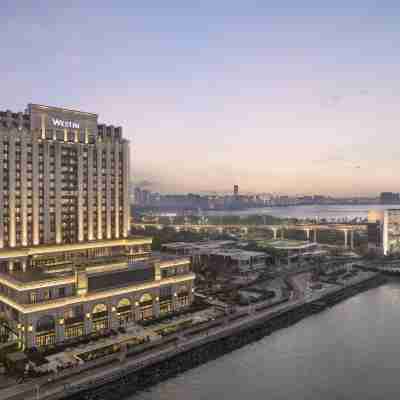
[2,1,400,195]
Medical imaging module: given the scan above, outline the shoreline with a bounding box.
[0,272,385,400]
[56,273,385,400]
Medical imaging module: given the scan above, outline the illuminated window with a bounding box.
[65,325,84,338]
[36,333,55,347]
[29,292,38,304]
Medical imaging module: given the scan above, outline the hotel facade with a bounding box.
[368,209,400,256]
[0,104,194,349]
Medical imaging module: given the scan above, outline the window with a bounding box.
[65,325,84,339]
[58,287,66,298]
[36,333,55,347]
[43,288,51,300]
[73,304,84,316]
[30,292,38,304]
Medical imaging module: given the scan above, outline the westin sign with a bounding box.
[51,118,80,129]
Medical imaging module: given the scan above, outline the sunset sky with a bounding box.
[2,1,400,196]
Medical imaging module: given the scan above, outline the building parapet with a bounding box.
[0,273,195,314]
[0,238,152,260]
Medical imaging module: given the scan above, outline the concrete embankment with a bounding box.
[56,273,385,400]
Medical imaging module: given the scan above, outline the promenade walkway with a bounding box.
[0,271,377,400]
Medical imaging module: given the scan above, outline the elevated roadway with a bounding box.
[132,222,367,249]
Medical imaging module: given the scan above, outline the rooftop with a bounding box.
[162,240,236,251]
[0,237,152,260]
[88,262,155,292]
[209,249,266,260]
[257,239,317,250]
[0,251,190,289]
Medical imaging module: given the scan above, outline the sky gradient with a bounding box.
[2,1,400,196]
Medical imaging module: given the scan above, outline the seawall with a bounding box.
[58,274,385,400]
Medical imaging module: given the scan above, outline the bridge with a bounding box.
[132,222,367,250]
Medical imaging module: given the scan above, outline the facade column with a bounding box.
[55,312,65,344]
[172,284,182,312]
[106,141,112,239]
[0,137,4,248]
[172,292,179,311]
[24,313,37,349]
[8,133,16,247]
[350,230,354,249]
[43,142,51,243]
[32,133,40,245]
[20,132,28,246]
[305,228,310,241]
[133,301,140,321]
[188,284,195,304]
[77,145,84,242]
[114,141,120,238]
[314,229,318,243]
[122,140,130,237]
[96,143,103,239]
[8,261,14,272]
[87,144,94,240]
[153,298,160,319]
[25,321,35,349]
[84,304,93,335]
[343,229,348,248]
[55,142,62,244]
[110,305,119,330]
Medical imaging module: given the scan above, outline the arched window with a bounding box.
[92,303,107,314]
[117,298,131,312]
[139,293,153,304]
[36,315,55,333]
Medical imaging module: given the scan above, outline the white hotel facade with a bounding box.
[0,104,194,349]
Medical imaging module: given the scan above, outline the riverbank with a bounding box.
[0,271,384,400]
[34,272,384,400]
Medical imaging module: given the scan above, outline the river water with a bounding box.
[203,204,391,220]
[131,281,400,400]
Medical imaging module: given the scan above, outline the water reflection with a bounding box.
[131,281,400,400]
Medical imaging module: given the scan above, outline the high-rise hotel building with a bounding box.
[0,104,194,349]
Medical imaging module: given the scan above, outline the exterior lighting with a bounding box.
[0,103,197,352]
